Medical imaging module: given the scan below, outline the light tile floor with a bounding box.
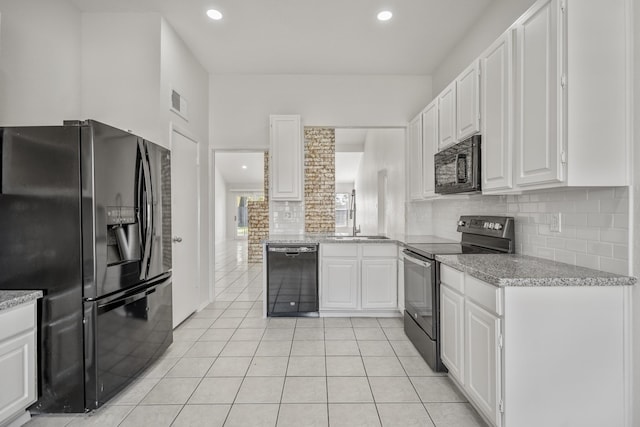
[26,240,487,427]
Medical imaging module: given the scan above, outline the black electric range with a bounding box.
[402,216,515,372]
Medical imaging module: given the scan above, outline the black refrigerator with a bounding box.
[0,120,173,412]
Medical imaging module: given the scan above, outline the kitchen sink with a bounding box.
[327,235,390,241]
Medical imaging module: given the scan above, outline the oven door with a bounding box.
[403,250,436,340]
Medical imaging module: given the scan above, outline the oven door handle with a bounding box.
[402,250,431,268]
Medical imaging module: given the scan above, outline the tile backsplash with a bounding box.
[270,201,305,234]
[407,187,629,275]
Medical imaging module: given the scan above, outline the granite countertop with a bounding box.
[263,233,453,245]
[0,290,43,312]
[436,254,637,287]
[263,233,398,244]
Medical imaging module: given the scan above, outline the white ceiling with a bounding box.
[215,152,264,186]
[335,128,367,152]
[70,0,493,75]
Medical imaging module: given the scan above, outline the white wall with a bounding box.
[160,19,211,307]
[215,167,227,243]
[81,13,162,143]
[354,129,405,237]
[431,0,536,95]
[160,19,209,147]
[0,0,81,125]
[210,74,431,149]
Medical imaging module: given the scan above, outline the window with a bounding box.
[237,193,264,237]
[335,192,350,228]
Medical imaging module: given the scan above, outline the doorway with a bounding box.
[230,192,265,239]
[171,129,200,328]
[214,151,265,243]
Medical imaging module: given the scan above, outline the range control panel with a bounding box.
[456,215,514,238]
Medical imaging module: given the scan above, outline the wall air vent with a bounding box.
[170,89,189,121]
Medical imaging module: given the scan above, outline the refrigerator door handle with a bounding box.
[138,139,153,280]
[97,289,147,314]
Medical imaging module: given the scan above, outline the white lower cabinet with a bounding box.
[465,300,501,427]
[440,285,465,383]
[0,301,37,427]
[320,243,398,315]
[361,259,397,309]
[440,264,628,427]
[321,258,358,310]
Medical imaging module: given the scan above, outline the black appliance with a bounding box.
[434,135,481,194]
[0,120,173,412]
[267,244,319,317]
[403,215,514,372]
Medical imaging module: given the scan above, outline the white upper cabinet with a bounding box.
[512,0,629,190]
[269,115,303,201]
[410,0,629,194]
[437,82,457,150]
[456,60,481,141]
[513,0,562,187]
[481,31,514,193]
[407,114,423,201]
[421,101,438,198]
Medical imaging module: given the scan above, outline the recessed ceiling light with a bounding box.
[241,165,247,169]
[377,10,393,21]
[206,9,223,20]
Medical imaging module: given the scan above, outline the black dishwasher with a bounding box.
[267,244,319,317]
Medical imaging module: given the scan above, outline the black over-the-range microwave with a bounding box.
[434,135,481,194]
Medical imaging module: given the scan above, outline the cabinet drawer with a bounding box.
[440,264,464,293]
[0,302,36,342]
[465,275,502,315]
[361,245,397,258]
[322,244,358,257]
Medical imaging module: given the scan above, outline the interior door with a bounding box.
[171,130,200,327]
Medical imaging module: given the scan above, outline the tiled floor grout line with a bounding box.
[273,322,294,426]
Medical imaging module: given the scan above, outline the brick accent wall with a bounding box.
[304,128,335,233]
[248,152,269,263]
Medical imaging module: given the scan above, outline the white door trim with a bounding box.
[170,123,205,309]
[209,147,216,304]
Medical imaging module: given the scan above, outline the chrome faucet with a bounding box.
[350,189,361,236]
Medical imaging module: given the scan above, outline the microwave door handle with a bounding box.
[455,153,462,183]
[454,153,459,184]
